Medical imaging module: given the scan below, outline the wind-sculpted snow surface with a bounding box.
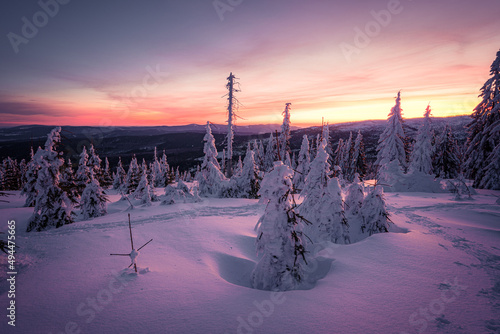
[0,186,499,333]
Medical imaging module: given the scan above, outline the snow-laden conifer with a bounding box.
[27,127,74,232]
[264,133,277,171]
[465,49,500,188]
[75,146,91,196]
[376,91,407,178]
[433,125,460,179]
[80,170,107,219]
[196,122,227,197]
[278,103,292,161]
[345,173,364,216]
[21,147,39,207]
[124,156,141,194]
[232,147,261,198]
[252,161,309,291]
[360,185,391,236]
[410,105,434,174]
[351,131,367,179]
[293,135,311,191]
[134,170,152,205]
[113,157,126,190]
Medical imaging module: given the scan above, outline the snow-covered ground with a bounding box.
[1,188,499,334]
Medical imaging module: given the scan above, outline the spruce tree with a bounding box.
[80,170,108,219]
[233,146,261,198]
[252,161,309,291]
[322,122,334,166]
[196,122,226,197]
[278,103,292,162]
[317,177,350,244]
[124,155,141,194]
[21,147,39,207]
[465,49,500,189]
[264,133,277,171]
[75,146,91,196]
[351,131,368,180]
[433,125,461,179]
[134,170,152,205]
[101,157,113,189]
[299,139,331,231]
[360,185,391,236]
[113,157,126,190]
[27,127,74,232]
[409,105,434,175]
[87,144,102,183]
[2,157,20,190]
[293,135,311,191]
[376,91,407,180]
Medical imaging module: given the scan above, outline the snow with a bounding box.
[1,187,499,333]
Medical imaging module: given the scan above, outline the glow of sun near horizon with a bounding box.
[0,0,499,127]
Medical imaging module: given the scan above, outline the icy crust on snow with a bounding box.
[1,187,499,333]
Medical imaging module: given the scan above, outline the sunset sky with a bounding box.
[1,0,499,127]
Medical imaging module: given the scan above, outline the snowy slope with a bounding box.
[1,188,499,334]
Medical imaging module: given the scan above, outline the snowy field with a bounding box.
[1,188,499,334]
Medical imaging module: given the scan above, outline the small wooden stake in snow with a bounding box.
[110,213,153,273]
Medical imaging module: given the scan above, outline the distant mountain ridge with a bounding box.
[0,116,471,170]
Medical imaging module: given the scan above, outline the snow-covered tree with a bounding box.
[75,146,91,196]
[233,156,243,177]
[345,173,364,216]
[299,139,331,234]
[480,143,500,189]
[151,147,163,187]
[101,157,113,189]
[163,180,200,205]
[133,170,152,205]
[27,127,74,232]
[360,185,391,236]
[333,138,344,168]
[87,144,102,183]
[342,132,354,181]
[264,133,277,171]
[322,122,334,165]
[293,135,311,191]
[159,151,170,187]
[433,125,461,179]
[59,158,78,205]
[254,139,265,171]
[2,157,20,190]
[196,122,227,197]
[124,156,141,194]
[351,131,368,180]
[232,147,261,199]
[376,91,407,178]
[409,105,434,175]
[465,49,500,189]
[113,157,126,190]
[278,103,292,162]
[319,177,350,243]
[80,170,107,219]
[21,147,39,207]
[252,161,309,291]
